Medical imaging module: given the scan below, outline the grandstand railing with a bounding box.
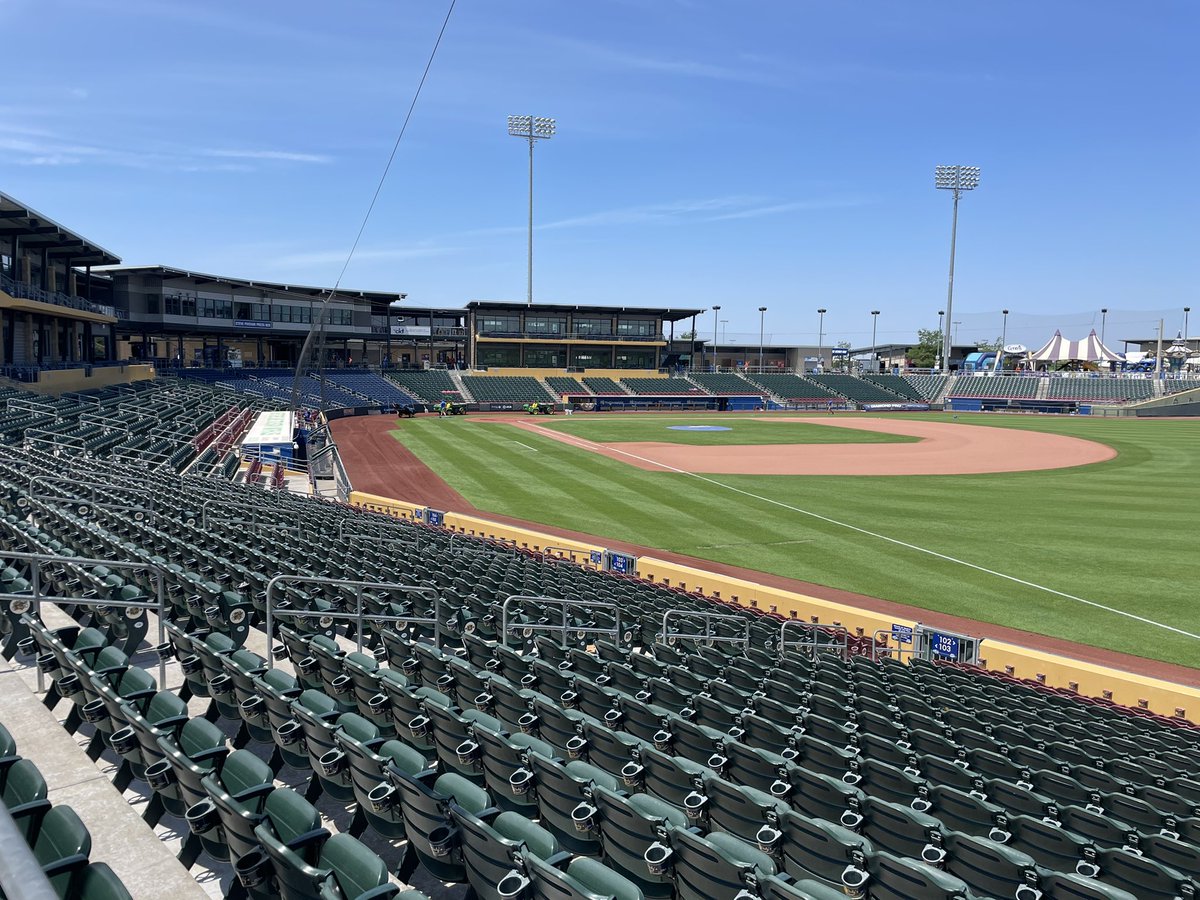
[263,575,444,662]
[778,619,850,660]
[25,476,158,525]
[0,550,168,689]
[658,609,750,652]
[0,272,116,318]
[500,595,623,649]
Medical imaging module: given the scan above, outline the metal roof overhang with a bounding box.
[0,192,121,267]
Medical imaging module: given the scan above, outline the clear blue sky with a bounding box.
[3,0,1196,348]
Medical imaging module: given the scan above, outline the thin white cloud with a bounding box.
[205,148,332,164]
[266,244,458,269]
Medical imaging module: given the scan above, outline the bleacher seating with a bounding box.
[544,376,589,396]
[902,374,951,401]
[743,373,840,401]
[689,373,765,395]
[0,722,135,898]
[323,372,421,407]
[254,374,371,410]
[1163,379,1200,396]
[581,377,629,395]
[1,390,1199,900]
[384,370,462,404]
[948,376,1039,399]
[807,375,905,404]
[1045,378,1154,403]
[864,375,926,402]
[461,376,555,403]
[621,377,706,395]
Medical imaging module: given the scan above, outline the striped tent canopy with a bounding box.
[1029,329,1123,362]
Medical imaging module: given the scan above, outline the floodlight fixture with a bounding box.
[508,115,557,305]
[935,165,981,372]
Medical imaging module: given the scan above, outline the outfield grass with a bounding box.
[389,413,1200,667]
[535,416,917,445]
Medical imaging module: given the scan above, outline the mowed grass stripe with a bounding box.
[389,414,1200,667]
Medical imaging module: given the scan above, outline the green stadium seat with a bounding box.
[865,851,976,900]
[451,804,566,900]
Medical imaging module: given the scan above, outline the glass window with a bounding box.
[616,319,656,337]
[525,315,566,335]
[615,349,656,369]
[145,293,160,315]
[570,347,612,367]
[574,317,612,336]
[181,295,196,317]
[478,345,520,367]
[164,294,181,316]
[524,345,566,367]
[235,301,253,320]
[480,315,520,333]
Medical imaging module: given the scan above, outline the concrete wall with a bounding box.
[22,363,155,394]
[347,489,1200,722]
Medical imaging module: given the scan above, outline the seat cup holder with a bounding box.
[319,749,347,778]
[603,708,623,726]
[728,727,746,741]
[768,779,791,798]
[330,674,352,696]
[988,826,1011,844]
[36,653,57,674]
[368,783,397,813]
[111,726,139,756]
[780,747,798,761]
[565,736,586,760]
[1014,885,1043,900]
[842,771,862,786]
[436,674,454,691]
[517,713,538,735]
[474,693,494,712]
[644,842,672,877]
[652,730,672,752]
[620,762,644,788]
[240,696,266,723]
[428,824,457,858]
[756,825,781,854]
[367,694,389,717]
[180,654,203,676]
[910,797,932,813]
[15,638,35,656]
[839,810,864,830]
[595,674,611,686]
[296,656,319,676]
[146,760,175,791]
[707,754,727,773]
[1075,861,1100,879]
[509,768,533,796]
[572,802,597,833]
[920,844,946,866]
[408,715,430,739]
[270,644,288,661]
[635,690,652,703]
[683,791,707,820]
[372,645,388,661]
[401,658,419,678]
[560,691,579,710]
[558,661,572,671]
[153,642,175,662]
[455,740,480,767]
[209,674,233,697]
[235,848,273,889]
[840,865,869,898]
[277,720,303,747]
[496,871,529,899]
[520,674,537,688]
[82,698,107,724]
[186,798,220,835]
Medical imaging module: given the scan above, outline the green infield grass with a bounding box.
[388,412,1200,667]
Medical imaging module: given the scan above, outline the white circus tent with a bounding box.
[1029,329,1123,363]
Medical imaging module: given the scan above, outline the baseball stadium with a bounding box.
[1,2,1199,899]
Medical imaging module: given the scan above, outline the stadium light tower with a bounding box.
[817,308,827,373]
[758,306,767,371]
[508,115,556,306]
[935,165,981,374]
[1100,307,1108,345]
[711,304,722,371]
[994,308,1009,374]
[870,310,880,373]
[1185,306,1191,344]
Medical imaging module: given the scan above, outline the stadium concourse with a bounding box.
[1,378,1200,900]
